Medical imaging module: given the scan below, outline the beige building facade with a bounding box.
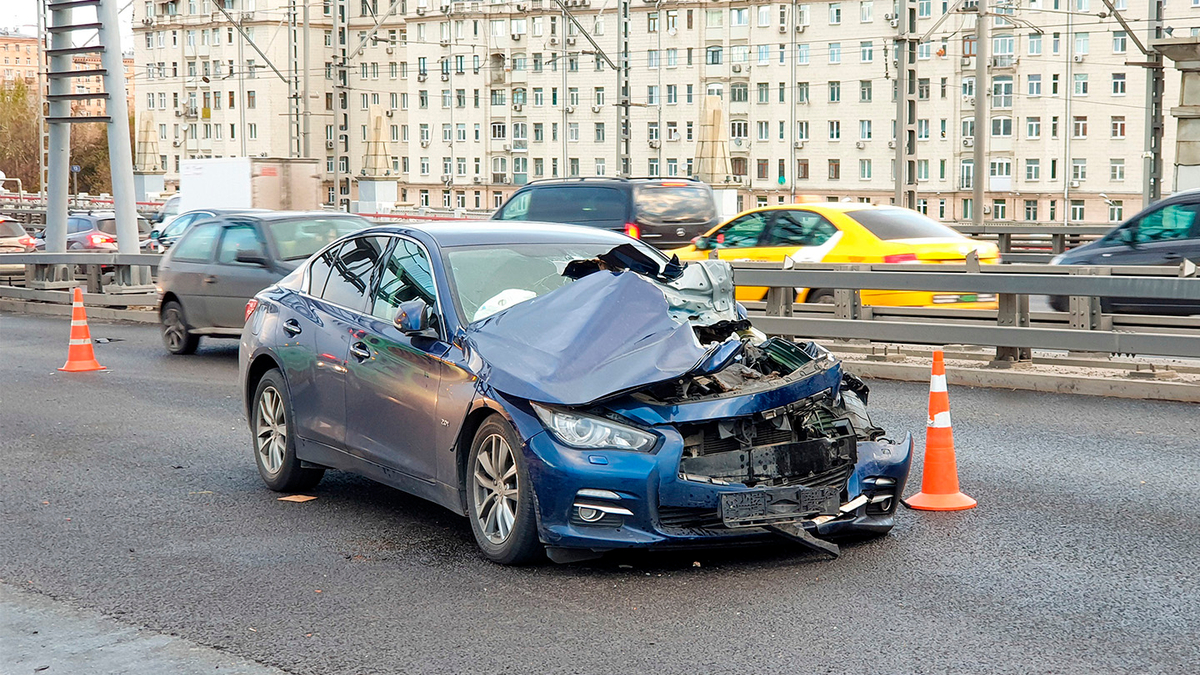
[133,0,1200,223]
[0,31,39,84]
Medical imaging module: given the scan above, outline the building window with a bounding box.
[797,158,809,179]
[1024,200,1039,221]
[1028,74,1041,97]
[1110,159,1125,181]
[828,159,840,180]
[1027,117,1041,138]
[1108,200,1123,222]
[828,43,841,64]
[1072,116,1088,139]
[860,41,873,62]
[1025,159,1040,181]
[1070,200,1085,222]
[992,199,1007,220]
[992,117,1012,137]
[756,159,769,179]
[828,120,841,140]
[829,81,841,102]
[1074,73,1089,96]
[1112,73,1126,95]
[859,159,872,179]
[860,80,872,102]
[1072,158,1087,181]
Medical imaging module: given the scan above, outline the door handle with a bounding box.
[350,342,371,361]
[202,275,217,284]
[282,319,301,336]
[1163,252,1183,261]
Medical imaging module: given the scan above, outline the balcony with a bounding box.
[991,55,1016,70]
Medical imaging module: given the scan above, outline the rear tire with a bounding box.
[466,415,542,565]
[807,289,835,304]
[161,300,200,355]
[252,369,324,492]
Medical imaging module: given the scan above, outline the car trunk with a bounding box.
[632,183,718,247]
[883,237,1002,262]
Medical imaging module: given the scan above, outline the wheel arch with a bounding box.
[452,401,514,513]
[159,291,181,315]
[802,287,835,303]
[244,352,284,420]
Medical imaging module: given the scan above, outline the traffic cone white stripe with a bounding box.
[71,319,87,327]
[928,410,952,429]
[69,338,91,346]
[929,373,947,393]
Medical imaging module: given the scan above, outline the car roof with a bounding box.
[358,219,636,248]
[519,177,705,188]
[210,210,367,222]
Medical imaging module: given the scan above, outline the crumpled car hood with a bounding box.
[463,268,724,406]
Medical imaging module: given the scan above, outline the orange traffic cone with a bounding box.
[59,287,106,373]
[903,349,975,511]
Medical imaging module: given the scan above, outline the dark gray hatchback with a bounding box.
[157,211,371,354]
[492,177,718,248]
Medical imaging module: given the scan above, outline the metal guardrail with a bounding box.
[950,223,1114,263]
[0,252,161,306]
[735,261,1200,361]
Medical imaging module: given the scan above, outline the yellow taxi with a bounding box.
[669,203,1001,308]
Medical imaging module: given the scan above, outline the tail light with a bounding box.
[883,253,919,263]
[244,298,259,322]
[624,222,640,239]
[88,233,115,246]
[17,235,36,248]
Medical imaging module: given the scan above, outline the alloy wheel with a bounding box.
[255,386,287,475]
[472,433,520,544]
[162,308,186,351]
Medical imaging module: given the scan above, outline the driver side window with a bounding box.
[1133,203,1200,244]
[711,212,769,248]
[497,192,531,220]
[370,238,437,323]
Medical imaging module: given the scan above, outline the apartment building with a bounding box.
[71,54,137,116]
[0,31,39,84]
[133,1,1200,223]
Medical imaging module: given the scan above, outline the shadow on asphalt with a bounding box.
[294,470,872,574]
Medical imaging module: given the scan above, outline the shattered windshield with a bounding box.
[445,242,669,323]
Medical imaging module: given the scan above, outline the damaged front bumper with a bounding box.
[514,359,914,556]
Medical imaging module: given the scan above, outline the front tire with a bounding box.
[252,369,324,492]
[466,416,541,565]
[807,289,835,304]
[161,300,200,355]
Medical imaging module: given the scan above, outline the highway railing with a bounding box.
[0,252,161,307]
[735,261,1200,361]
[949,223,1113,263]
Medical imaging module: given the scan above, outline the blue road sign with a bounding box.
[71,165,81,173]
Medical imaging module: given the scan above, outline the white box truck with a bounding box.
[178,157,321,213]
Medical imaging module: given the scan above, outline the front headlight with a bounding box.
[532,404,657,452]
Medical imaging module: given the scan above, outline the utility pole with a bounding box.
[561,5,568,178]
[1063,7,1073,225]
[789,1,797,200]
[655,0,663,174]
[620,0,630,176]
[1144,1,1165,204]
[302,0,311,158]
[894,0,917,209]
[333,0,345,209]
[972,1,987,227]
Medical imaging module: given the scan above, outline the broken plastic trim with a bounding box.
[562,242,685,282]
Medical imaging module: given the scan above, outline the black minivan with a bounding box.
[1049,189,1200,314]
[491,177,719,248]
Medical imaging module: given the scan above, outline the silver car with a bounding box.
[157,211,371,354]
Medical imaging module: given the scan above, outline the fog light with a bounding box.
[577,506,604,522]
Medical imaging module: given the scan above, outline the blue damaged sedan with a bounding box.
[239,221,913,564]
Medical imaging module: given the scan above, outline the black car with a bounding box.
[1049,190,1200,314]
[492,177,719,247]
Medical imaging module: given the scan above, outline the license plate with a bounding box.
[719,486,841,528]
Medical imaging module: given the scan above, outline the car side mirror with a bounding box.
[394,299,437,337]
[235,248,269,266]
[694,236,709,250]
[149,229,161,240]
[1120,227,1138,248]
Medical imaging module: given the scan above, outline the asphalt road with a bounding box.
[1,312,1197,675]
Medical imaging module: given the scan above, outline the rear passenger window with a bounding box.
[527,187,626,224]
[171,223,221,262]
[766,211,839,247]
[311,236,388,311]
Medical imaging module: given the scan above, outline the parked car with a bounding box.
[239,220,913,565]
[150,194,181,224]
[1049,191,1200,314]
[0,216,37,276]
[157,211,372,354]
[33,212,155,251]
[149,208,269,252]
[670,203,1002,308]
[491,177,719,247]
